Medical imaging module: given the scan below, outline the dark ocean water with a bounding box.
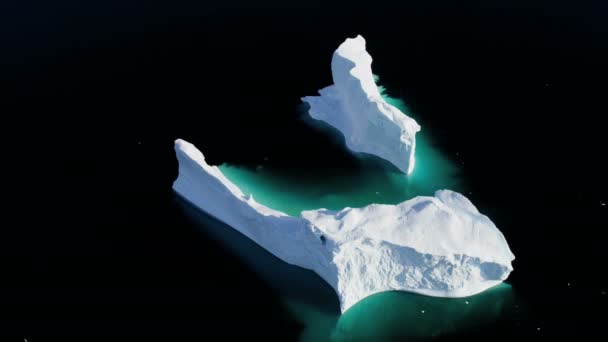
[3,0,608,340]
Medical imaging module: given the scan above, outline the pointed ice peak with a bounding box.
[303,36,420,174]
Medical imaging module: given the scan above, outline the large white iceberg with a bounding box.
[302,35,421,174]
[173,139,515,312]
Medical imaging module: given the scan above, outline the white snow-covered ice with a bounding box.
[173,139,515,312]
[302,35,421,174]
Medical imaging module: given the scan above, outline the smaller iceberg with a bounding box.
[173,139,515,312]
[302,35,421,174]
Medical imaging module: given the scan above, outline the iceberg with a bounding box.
[302,35,421,174]
[173,139,515,312]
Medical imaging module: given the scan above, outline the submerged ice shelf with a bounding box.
[302,35,420,174]
[173,139,515,312]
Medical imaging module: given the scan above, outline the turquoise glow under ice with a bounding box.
[289,283,516,341]
[219,75,462,216]
[220,131,461,216]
